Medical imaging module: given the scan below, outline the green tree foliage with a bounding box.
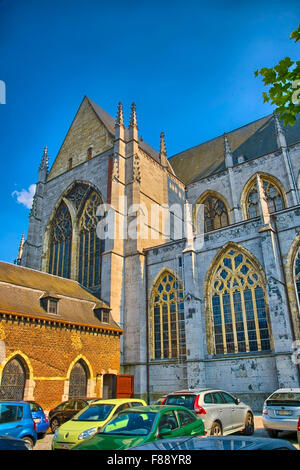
[255,25,300,126]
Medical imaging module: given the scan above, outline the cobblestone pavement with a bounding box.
[34,415,299,450]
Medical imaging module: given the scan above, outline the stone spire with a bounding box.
[224,133,233,168]
[129,102,138,129]
[38,146,49,182]
[273,112,287,149]
[116,101,124,127]
[159,131,168,168]
[15,232,25,265]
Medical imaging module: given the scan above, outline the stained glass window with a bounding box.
[245,177,285,219]
[48,202,72,278]
[209,248,271,355]
[150,272,186,360]
[202,195,230,232]
[78,191,102,292]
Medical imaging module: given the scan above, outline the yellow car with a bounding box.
[52,398,147,450]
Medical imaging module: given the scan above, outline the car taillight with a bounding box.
[45,417,49,423]
[297,416,300,432]
[160,397,167,405]
[33,420,37,431]
[263,407,268,415]
[194,397,206,415]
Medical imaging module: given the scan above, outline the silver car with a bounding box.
[162,388,254,436]
[262,388,300,438]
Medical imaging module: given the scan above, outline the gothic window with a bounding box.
[48,202,72,278]
[201,195,230,232]
[78,191,102,291]
[149,271,186,360]
[69,361,88,399]
[0,358,26,400]
[294,246,300,309]
[209,247,271,355]
[245,177,285,219]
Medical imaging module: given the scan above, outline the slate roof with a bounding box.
[0,262,121,331]
[168,114,300,185]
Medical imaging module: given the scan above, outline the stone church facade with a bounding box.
[21,96,300,410]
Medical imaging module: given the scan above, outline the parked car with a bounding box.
[262,388,300,438]
[0,435,31,450]
[153,396,167,405]
[49,398,98,433]
[161,388,254,436]
[130,435,297,451]
[26,401,49,439]
[0,400,37,449]
[52,398,147,450]
[71,405,205,450]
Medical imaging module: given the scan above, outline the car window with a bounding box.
[114,403,131,415]
[76,401,88,410]
[158,410,179,431]
[204,393,213,404]
[165,395,196,410]
[176,409,196,426]
[73,404,114,421]
[212,392,225,404]
[267,392,300,407]
[130,401,145,407]
[102,411,155,436]
[221,392,236,404]
[0,404,23,423]
[64,401,75,410]
[29,402,43,412]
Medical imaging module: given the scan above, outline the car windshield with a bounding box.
[165,395,196,410]
[267,392,300,407]
[72,404,114,421]
[101,411,156,436]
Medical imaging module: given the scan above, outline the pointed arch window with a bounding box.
[294,246,300,309]
[0,358,27,400]
[78,191,102,292]
[48,201,72,278]
[201,195,230,232]
[245,176,285,219]
[69,360,88,399]
[208,247,272,355]
[149,272,186,360]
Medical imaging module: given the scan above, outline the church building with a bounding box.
[19,96,300,410]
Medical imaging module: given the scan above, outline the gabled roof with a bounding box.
[169,114,300,185]
[0,262,121,331]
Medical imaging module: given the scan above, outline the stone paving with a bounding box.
[33,415,299,450]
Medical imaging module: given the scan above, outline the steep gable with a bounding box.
[47,96,114,181]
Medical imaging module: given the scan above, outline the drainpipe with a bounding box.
[144,249,150,404]
[271,214,300,384]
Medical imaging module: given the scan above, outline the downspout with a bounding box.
[271,214,300,384]
[144,249,150,404]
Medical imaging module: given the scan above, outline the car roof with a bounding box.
[90,398,146,405]
[0,400,30,405]
[166,388,225,395]
[118,405,193,413]
[271,388,300,393]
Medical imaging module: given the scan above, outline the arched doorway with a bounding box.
[68,361,88,398]
[0,358,27,400]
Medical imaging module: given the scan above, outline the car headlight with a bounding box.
[78,427,97,440]
[53,429,59,440]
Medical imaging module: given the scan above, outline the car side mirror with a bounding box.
[159,427,172,438]
[235,398,240,404]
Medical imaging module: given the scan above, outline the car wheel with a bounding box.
[242,412,254,436]
[51,418,60,433]
[266,429,279,438]
[210,421,222,436]
[22,436,34,450]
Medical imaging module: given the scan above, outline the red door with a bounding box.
[116,374,134,398]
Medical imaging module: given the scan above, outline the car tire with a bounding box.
[266,429,279,438]
[22,436,34,450]
[51,418,60,433]
[242,412,254,436]
[210,421,222,436]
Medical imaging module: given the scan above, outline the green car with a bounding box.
[71,405,205,450]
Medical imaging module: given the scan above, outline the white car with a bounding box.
[262,388,300,438]
[162,388,254,436]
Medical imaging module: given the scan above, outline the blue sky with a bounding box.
[0,0,299,263]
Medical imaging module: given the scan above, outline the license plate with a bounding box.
[277,410,291,416]
[60,444,70,450]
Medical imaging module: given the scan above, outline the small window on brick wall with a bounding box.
[48,298,58,314]
[68,158,73,170]
[87,147,93,160]
[94,308,110,323]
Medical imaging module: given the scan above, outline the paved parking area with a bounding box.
[34,415,299,450]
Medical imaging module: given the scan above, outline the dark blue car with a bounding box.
[26,401,49,439]
[0,401,37,449]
